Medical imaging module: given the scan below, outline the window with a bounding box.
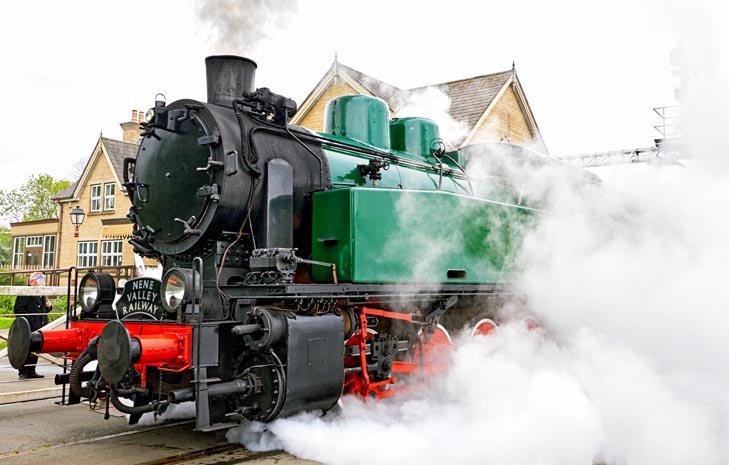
[25,236,42,247]
[12,237,24,267]
[104,183,115,210]
[101,240,123,266]
[77,241,98,267]
[43,235,56,267]
[90,184,101,212]
[26,250,40,266]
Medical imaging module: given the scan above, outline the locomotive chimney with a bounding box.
[205,55,257,106]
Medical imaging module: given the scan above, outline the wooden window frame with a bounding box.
[77,241,98,268]
[25,236,42,247]
[42,235,56,268]
[101,239,123,266]
[12,237,24,267]
[90,184,102,212]
[103,182,115,211]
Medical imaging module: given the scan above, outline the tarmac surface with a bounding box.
[0,328,319,465]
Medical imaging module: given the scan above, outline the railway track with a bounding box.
[1,420,303,465]
[136,444,293,465]
[0,355,314,464]
[0,394,316,465]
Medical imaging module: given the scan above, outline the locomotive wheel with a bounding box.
[470,318,498,338]
[413,324,452,367]
[521,316,541,331]
[427,324,452,344]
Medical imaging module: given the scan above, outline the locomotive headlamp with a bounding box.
[144,108,156,123]
[161,267,201,313]
[78,272,116,314]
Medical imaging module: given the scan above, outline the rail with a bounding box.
[0,265,136,286]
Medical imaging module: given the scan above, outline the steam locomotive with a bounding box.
[9,56,563,431]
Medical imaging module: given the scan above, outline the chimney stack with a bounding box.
[120,110,144,143]
[205,55,257,106]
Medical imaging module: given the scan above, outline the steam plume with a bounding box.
[393,86,468,147]
[225,4,729,463]
[195,0,299,56]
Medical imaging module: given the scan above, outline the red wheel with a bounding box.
[413,324,452,368]
[427,324,452,345]
[470,318,498,337]
[521,316,541,331]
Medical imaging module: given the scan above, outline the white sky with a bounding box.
[0,0,724,191]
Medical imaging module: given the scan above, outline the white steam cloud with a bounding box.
[195,0,298,56]
[393,86,469,147]
[229,106,729,463]
[225,4,729,464]
[228,150,729,465]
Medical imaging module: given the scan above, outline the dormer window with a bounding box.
[104,182,115,210]
[90,184,101,212]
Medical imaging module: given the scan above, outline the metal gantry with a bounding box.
[556,106,688,168]
[556,140,687,168]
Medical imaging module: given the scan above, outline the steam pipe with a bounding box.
[69,352,97,399]
[69,337,99,400]
[109,384,167,415]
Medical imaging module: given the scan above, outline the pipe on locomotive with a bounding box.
[69,336,99,400]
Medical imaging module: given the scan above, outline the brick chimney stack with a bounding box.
[120,110,145,143]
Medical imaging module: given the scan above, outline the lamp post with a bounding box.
[70,206,85,238]
[69,205,85,307]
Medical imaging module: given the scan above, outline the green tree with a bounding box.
[0,174,71,222]
[0,225,10,268]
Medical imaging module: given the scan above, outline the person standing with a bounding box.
[13,271,52,379]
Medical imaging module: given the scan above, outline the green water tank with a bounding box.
[389,117,440,161]
[324,95,390,150]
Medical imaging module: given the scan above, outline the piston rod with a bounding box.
[231,323,262,336]
[168,378,253,404]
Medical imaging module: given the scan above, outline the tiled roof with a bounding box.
[101,137,139,183]
[413,71,513,133]
[52,137,139,200]
[337,63,514,139]
[335,63,406,110]
[52,181,78,200]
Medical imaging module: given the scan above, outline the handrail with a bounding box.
[0,265,136,286]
